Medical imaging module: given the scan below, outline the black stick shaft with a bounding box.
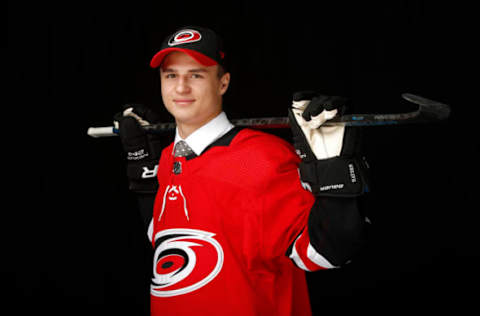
[87,93,450,137]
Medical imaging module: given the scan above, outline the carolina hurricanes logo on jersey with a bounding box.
[151,228,224,297]
[168,29,202,46]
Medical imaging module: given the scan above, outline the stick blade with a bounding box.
[401,93,451,122]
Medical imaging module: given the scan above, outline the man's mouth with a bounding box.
[174,99,195,106]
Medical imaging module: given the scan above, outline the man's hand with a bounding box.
[114,104,163,193]
[289,91,355,160]
[288,91,369,197]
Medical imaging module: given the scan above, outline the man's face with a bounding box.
[160,52,230,136]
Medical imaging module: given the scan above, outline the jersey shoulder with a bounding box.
[197,128,300,190]
[216,128,301,185]
[231,128,300,165]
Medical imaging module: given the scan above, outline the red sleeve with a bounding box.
[253,133,350,271]
[231,130,363,271]
[247,134,327,267]
[288,227,336,270]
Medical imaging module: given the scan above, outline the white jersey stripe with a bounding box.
[307,243,337,269]
[289,237,310,271]
[147,218,153,242]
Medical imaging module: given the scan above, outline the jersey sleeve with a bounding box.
[135,193,155,242]
[288,197,367,270]
[256,134,367,271]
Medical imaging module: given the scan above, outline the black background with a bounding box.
[9,1,478,315]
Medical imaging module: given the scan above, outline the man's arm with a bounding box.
[286,92,370,269]
[288,197,367,270]
[136,193,156,236]
[114,104,163,238]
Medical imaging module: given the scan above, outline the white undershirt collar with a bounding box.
[173,112,234,156]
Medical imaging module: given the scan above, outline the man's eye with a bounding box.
[165,73,176,79]
[191,74,203,79]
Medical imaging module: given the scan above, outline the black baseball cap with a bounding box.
[150,26,226,68]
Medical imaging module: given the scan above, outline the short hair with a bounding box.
[217,64,227,79]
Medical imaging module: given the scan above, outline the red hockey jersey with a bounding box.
[150,128,329,316]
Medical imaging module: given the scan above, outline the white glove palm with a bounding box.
[291,95,346,160]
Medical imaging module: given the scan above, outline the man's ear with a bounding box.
[219,72,230,95]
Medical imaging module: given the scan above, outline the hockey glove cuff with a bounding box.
[288,91,370,197]
[114,104,163,194]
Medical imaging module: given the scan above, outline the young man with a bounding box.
[115,26,369,316]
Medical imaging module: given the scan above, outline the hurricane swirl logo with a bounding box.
[168,29,202,46]
[151,228,224,297]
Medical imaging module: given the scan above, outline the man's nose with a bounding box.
[175,76,191,94]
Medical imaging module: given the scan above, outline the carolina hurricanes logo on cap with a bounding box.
[168,29,202,46]
[151,228,224,297]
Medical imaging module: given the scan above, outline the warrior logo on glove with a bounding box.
[151,229,224,297]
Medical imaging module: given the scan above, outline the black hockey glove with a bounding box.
[114,104,163,194]
[288,91,370,197]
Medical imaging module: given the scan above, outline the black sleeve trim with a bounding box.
[136,193,155,233]
[307,197,367,266]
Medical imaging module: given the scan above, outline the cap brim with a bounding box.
[150,48,218,68]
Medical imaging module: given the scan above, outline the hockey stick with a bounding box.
[87,93,450,138]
